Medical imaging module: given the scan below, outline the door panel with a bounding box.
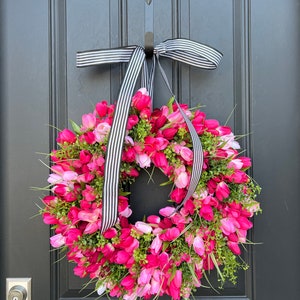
[252,0,300,299]
[49,1,251,299]
[1,0,300,300]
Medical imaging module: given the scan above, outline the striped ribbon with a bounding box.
[76,39,222,233]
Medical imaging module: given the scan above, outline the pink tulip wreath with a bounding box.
[41,88,261,300]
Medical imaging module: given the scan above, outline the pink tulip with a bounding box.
[215,181,230,200]
[122,147,136,163]
[152,152,168,169]
[79,150,92,164]
[170,188,186,204]
[227,241,241,255]
[42,195,57,207]
[147,215,161,224]
[73,265,86,278]
[82,185,96,202]
[43,212,58,225]
[204,119,219,130]
[217,125,232,135]
[167,110,184,124]
[84,221,100,234]
[160,227,180,241]
[227,170,249,183]
[192,110,206,133]
[126,115,139,130]
[78,208,100,223]
[237,229,247,243]
[162,127,178,140]
[101,243,115,256]
[132,88,151,111]
[240,156,252,168]
[67,207,80,224]
[103,228,117,239]
[52,183,68,197]
[50,233,65,248]
[237,216,253,230]
[155,115,167,129]
[185,232,194,247]
[121,275,135,290]
[56,129,76,144]
[65,228,81,246]
[179,146,193,162]
[155,137,169,150]
[95,100,108,117]
[169,270,182,300]
[125,238,139,253]
[115,250,131,264]
[81,131,96,144]
[200,205,214,221]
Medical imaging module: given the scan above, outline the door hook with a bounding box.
[144,32,154,58]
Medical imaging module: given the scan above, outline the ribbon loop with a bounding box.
[76,39,222,233]
[154,39,222,69]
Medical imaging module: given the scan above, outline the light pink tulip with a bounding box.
[193,236,205,256]
[93,122,111,143]
[220,217,236,235]
[82,113,96,130]
[50,233,65,248]
[159,206,175,217]
[135,221,152,234]
[175,171,189,189]
[84,221,100,234]
[227,159,244,170]
[138,268,152,285]
[150,236,162,254]
[62,171,78,182]
[135,153,151,168]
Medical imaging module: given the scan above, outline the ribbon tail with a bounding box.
[101,47,145,233]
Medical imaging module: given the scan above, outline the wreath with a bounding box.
[40,88,261,300]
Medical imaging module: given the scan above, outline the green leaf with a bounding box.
[167,96,175,112]
[70,119,82,134]
[160,180,173,187]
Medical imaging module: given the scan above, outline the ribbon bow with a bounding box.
[76,39,222,233]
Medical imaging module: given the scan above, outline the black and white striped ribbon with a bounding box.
[76,39,222,233]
